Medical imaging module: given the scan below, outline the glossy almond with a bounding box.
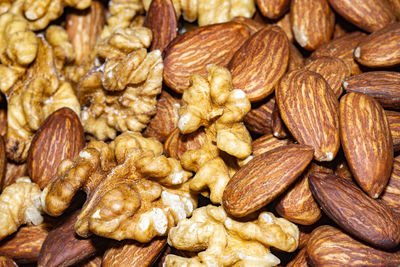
[27,108,86,189]
[386,110,400,152]
[307,225,400,266]
[340,92,393,198]
[309,172,400,250]
[144,0,177,52]
[228,26,289,102]
[291,0,334,51]
[252,134,290,157]
[327,0,395,32]
[164,128,206,160]
[256,0,289,19]
[223,144,314,217]
[102,239,166,267]
[311,31,366,75]
[305,56,350,98]
[381,155,400,215]
[286,248,308,267]
[276,69,340,162]
[343,71,400,109]
[163,22,250,93]
[244,96,274,135]
[271,102,289,139]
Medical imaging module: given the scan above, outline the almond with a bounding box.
[244,96,275,135]
[228,26,288,102]
[27,108,86,189]
[0,257,17,267]
[102,239,166,267]
[286,247,308,267]
[333,156,353,181]
[307,225,400,266]
[164,128,206,160]
[340,92,393,198]
[222,144,314,217]
[0,137,5,191]
[231,16,265,35]
[381,155,400,216]
[388,0,400,19]
[309,172,400,250]
[291,0,334,51]
[252,133,290,156]
[271,102,289,139]
[274,13,294,42]
[144,0,177,52]
[386,110,400,152]
[327,0,395,32]
[287,43,304,71]
[276,69,340,162]
[2,161,27,191]
[163,22,250,93]
[256,0,290,19]
[81,255,102,267]
[0,107,6,137]
[305,56,350,98]
[354,23,400,68]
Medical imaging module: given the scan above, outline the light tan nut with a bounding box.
[41,132,197,242]
[45,25,75,71]
[166,205,299,266]
[0,177,42,241]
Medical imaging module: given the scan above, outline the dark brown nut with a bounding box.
[272,102,289,139]
[252,133,290,157]
[244,96,274,135]
[386,110,400,152]
[381,155,400,216]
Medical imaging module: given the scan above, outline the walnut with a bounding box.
[178,65,251,203]
[0,177,42,241]
[41,132,197,242]
[45,25,75,72]
[166,205,299,266]
[78,27,162,141]
[6,37,80,162]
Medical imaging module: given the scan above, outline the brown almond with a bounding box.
[143,90,181,143]
[386,110,400,152]
[286,248,308,267]
[231,16,265,35]
[144,0,177,52]
[102,239,166,267]
[256,0,290,19]
[287,43,304,72]
[271,102,289,139]
[27,107,86,189]
[333,22,348,39]
[291,0,334,51]
[309,172,400,250]
[354,23,400,68]
[0,257,17,267]
[163,22,250,93]
[252,133,290,157]
[274,13,294,42]
[388,0,400,19]
[310,31,366,75]
[276,69,340,162]
[80,255,102,267]
[327,0,395,32]
[0,137,5,191]
[0,108,6,137]
[343,71,400,109]
[334,157,353,181]
[2,161,27,191]
[164,128,206,160]
[276,163,332,225]
[243,96,275,135]
[305,56,351,98]
[222,144,314,217]
[340,92,393,198]
[65,0,105,65]
[228,26,289,102]
[381,155,400,215]
[306,225,400,266]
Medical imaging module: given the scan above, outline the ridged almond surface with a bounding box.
[381,155,400,215]
[306,225,400,266]
[164,128,206,160]
[388,0,400,19]
[343,71,400,109]
[386,110,400,152]
[163,22,250,93]
[231,16,265,35]
[287,43,304,72]
[222,144,314,217]
[305,56,350,98]
[354,23,400,68]
[310,31,366,75]
[252,133,290,157]
[272,102,289,139]
[144,0,177,52]
[327,0,395,32]
[276,69,340,162]
[102,239,166,267]
[340,92,393,198]
[309,172,400,250]
[27,108,86,189]
[291,0,334,51]
[276,163,332,225]
[286,248,308,267]
[228,26,289,102]
[244,96,274,135]
[274,13,293,43]
[256,0,289,19]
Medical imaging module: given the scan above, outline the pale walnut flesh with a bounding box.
[41,132,197,242]
[178,65,251,203]
[0,177,42,241]
[166,205,299,266]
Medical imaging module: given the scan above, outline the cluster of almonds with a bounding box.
[0,0,399,266]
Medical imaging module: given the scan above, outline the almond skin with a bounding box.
[0,136,5,191]
[164,128,206,160]
[27,108,86,190]
[381,155,400,216]
[327,0,395,32]
[272,102,289,139]
[252,133,290,156]
[286,248,308,267]
[307,225,400,266]
[228,26,289,102]
[287,43,305,72]
[0,257,17,267]
[340,92,393,198]
[386,110,400,152]
[343,71,400,109]
[388,0,400,19]
[291,0,334,51]
[276,69,340,162]
[244,96,274,135]
[222,144,314,217]
[309,172,400,250]
[163,22,250,93]
[231,16,265,35]
[256,0,290,19]
[144,0,177,53]
[354,23,400,68]
[2,162,27,191]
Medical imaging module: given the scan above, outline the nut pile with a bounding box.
[0,0,398,266]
